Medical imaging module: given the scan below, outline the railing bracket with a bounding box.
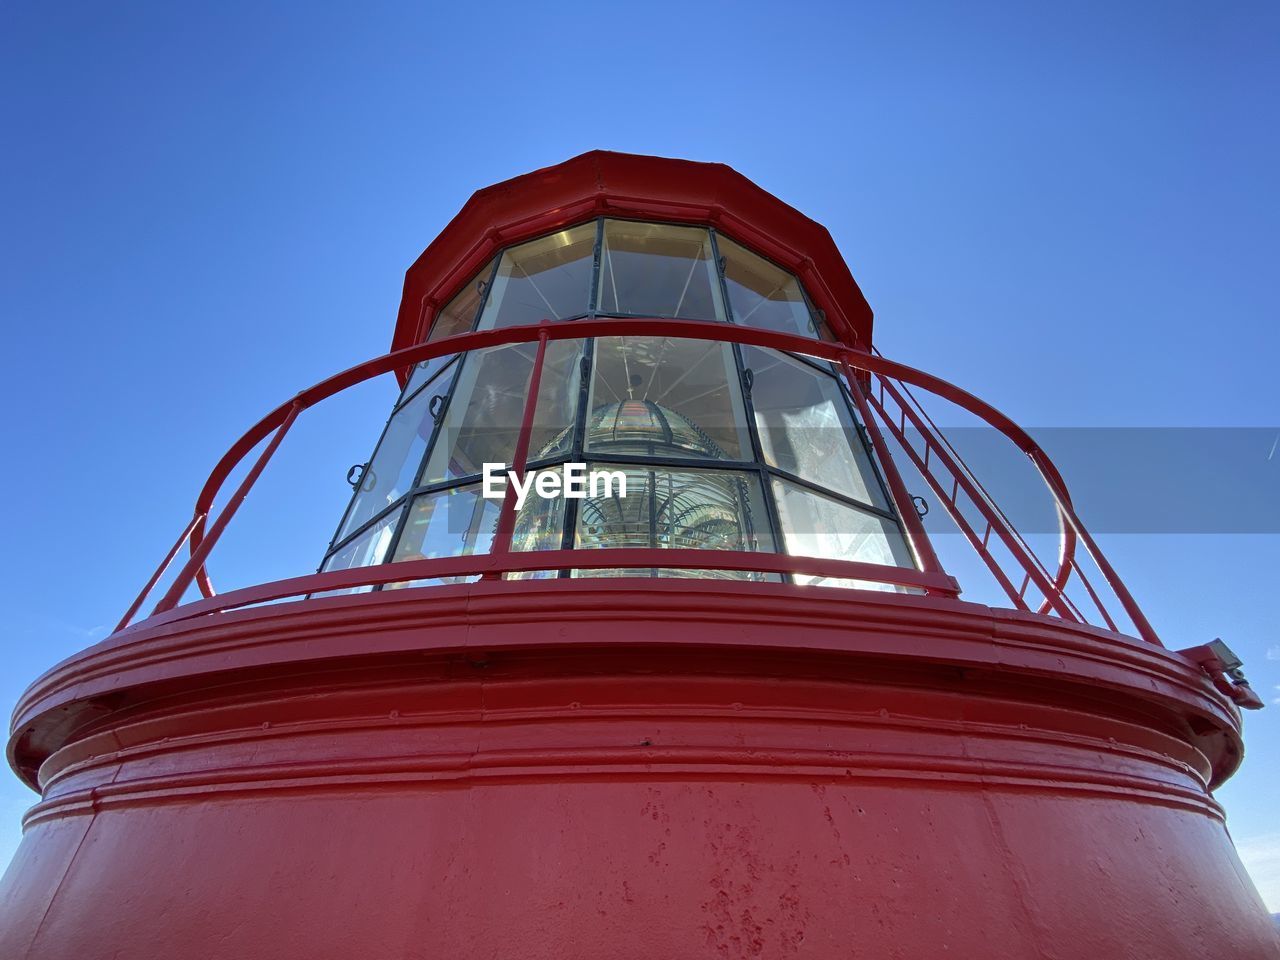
[1177,639,1264,710]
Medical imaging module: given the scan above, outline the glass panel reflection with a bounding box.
[586,337,749,461]
[402,354,457,408]
[741,345,886,508]
[337,375,453,542]
[771,478,914,590]
[422,343,533,483]
[424,340,583,483]
[390,483,500,585]
[597,220,725,320]
[477,224,595,329]
[319,507,403,595]
[574,463,775,580]
[429,260,494,341]
[528,340,585,460]
[507,469,568,580]
[718,235,827,339]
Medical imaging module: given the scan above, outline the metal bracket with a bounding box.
[1176,638,1264,710]
[429,393,449,425]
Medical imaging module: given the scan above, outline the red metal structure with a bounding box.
[1,151,1273,958]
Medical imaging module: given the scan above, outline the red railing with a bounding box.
[113,318,1162,647]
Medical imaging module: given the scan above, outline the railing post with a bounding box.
[486,323,550,574]
[113,511,206,633]
[152,401,303,615]
[1028,450,1163,646]
[841,359,948,580]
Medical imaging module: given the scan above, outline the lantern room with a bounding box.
[325,215,913,590]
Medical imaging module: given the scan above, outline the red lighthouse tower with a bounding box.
[1,152,1274,958]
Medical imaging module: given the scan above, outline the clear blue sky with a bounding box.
[1,0,1276,906]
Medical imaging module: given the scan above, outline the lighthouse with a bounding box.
[1,151,1273,958]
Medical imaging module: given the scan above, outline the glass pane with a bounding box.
[505,468,569,581]
[319,507,403,595]
[638,568,781,581]
[510,468,568,552]
[597,220,725,320]
[586,337,750,461]
[401,355,458,408]
[477,224,595,329]
[741,345,887,508]
[390,483,500,585]
[337,379,450,541]
[423,340,584,484]
[718,235,826,339]
[429,260,494,341]
[422,343,533,483]
[529,340,584,460]
[771,478,914,590]
[573,463,774,581]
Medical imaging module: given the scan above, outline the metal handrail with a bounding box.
[127,548,962,637]
[869,358,1081,619]
[116,317,1161,647]
[867,377,1082,621]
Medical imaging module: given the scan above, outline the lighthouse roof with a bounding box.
[392,151,874,360]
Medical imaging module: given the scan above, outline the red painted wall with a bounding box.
[2,583,1274,958]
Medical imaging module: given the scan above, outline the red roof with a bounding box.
[392,150,874,356]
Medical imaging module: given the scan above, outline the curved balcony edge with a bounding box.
[9,578,1244,797]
